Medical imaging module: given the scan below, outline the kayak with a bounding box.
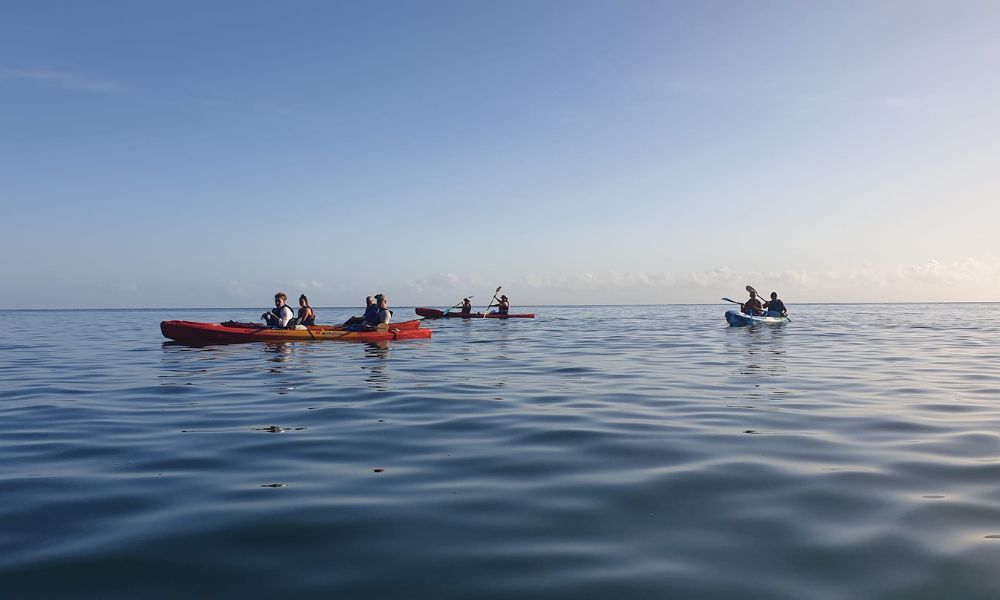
[161,319,431,345]
[725,310,789,327]
[415,307,535,319]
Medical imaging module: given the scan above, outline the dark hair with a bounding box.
[770,292,778,299]
[299,294,310,306]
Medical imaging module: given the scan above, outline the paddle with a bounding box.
[746,285,790,320]
[482,286,501,318]
[721,297,742,304]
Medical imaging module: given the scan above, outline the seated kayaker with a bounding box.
[764,292,787,317]
[495,295,510,315]
[343,296,377,326]
[297,294,316,326]
[460,298,472,314]
[740,291,764,316]
[349,294,392,331]
[261,292,295,328]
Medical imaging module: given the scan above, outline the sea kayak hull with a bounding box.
[161,319,431,345]
[415,307,535,319]
[725,310,789,327]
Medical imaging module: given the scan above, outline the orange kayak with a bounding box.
[160,319,431,345]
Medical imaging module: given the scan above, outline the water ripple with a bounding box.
[2,304,1000,596]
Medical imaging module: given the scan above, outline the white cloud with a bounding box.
[397,258,1000,304]
[1,67,123,93]
[292,279,326,291]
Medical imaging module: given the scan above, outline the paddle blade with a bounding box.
[721,297,741,304]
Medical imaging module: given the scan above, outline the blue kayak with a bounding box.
[725,310,789,327]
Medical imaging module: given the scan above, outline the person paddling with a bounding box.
[740,290,764,316]
[763,292,787,317]
[297,294,316,326]
[459,298,473,314]
[262,292,295,328]
[495,294,510,315]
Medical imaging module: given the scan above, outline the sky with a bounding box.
[2,0,999,308]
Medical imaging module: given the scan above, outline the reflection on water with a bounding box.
[263,341,292,371]
[362,342,391,390]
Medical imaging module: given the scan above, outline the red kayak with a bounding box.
[415,307,535,319]
[161,319,431,345]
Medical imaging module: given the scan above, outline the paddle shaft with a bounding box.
[483,286,501,317]
[443,295,473,315]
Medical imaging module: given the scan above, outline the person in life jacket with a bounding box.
[495,295,510,315]
[460,298,473,314]
[297,294,316,326]
[740,290,764,316]
[362,294,392,329]
[763,292,787,317]
[262,292,295,327]
[343,296,377,326]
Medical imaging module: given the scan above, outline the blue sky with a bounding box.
[2,1,999,308]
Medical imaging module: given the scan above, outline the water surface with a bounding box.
[2,304,1000,598]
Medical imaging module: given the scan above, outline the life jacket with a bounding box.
[361,304,380,326]
[741,299,763,316]
[497,301,509,315]
[270,305,293,319]
[362,307,392,327]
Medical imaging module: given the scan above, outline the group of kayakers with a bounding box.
[342,294,392,330]
[455,294,509,315]
[740,289,787,317]
[261,293,315,328]
[261,292,392,331]
[260,290,514,329]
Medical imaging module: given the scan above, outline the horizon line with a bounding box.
[2,300,998,311]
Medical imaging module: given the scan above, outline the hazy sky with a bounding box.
[2,1,998,308]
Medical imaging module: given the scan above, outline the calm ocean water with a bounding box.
[2,304,1000,598]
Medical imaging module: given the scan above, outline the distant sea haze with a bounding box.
[2,303,1000,597]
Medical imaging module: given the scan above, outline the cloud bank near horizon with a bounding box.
[395,258,1000,305]
[18,257,995,309]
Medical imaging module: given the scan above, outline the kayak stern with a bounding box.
[725,310,788,327]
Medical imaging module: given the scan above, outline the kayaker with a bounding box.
[740,291,764,316]
[460,298,472,314]
[361,294,392,330]
[262,292,295,328]
[764,292,787,317]
[343,296,377,326]
[297,294,316,326]
[496,295,510,315]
